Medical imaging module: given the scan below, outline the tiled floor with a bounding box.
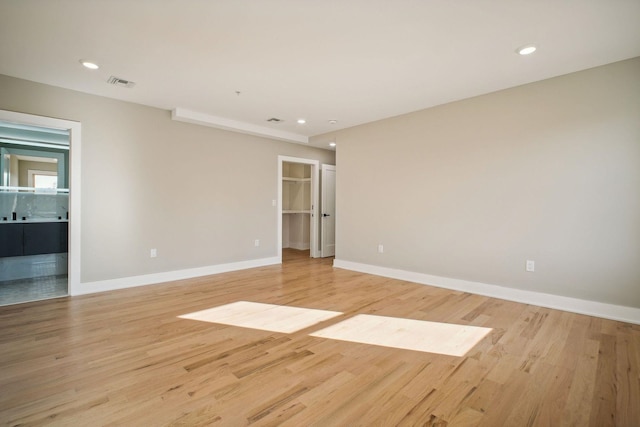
[0,275,67,306]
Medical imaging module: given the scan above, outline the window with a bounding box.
[34,174,58,189]
[28,169,58,189]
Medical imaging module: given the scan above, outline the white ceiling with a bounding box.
[1,1,639,149]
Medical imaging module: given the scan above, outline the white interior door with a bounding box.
[321,164,336,257]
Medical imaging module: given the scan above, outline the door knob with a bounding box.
[323,213,330,217]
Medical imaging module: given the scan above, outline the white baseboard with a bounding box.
[75,257,280,296]
[333,259,640,325]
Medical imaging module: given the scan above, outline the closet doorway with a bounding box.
[277,156,319,262]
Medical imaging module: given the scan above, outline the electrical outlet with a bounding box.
[150,248,157,258]
[272,199,276,207]
[526,260,535,272]
[254,239,260,247]
[377,244,384,254]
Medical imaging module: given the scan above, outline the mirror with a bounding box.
[0,120,70,221]
[0,120,69,190]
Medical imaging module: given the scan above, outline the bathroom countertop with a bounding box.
[0,218,69,224]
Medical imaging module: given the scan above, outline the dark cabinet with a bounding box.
[0,224,23,257]
[23,222,68,255]
[0,222,68,257]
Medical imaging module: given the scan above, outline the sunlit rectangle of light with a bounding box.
[178,301,342,333]
[310,314,492,356]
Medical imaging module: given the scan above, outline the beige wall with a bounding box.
[0,74,335,284]
[314,57,640,308]
[18,160,57,187]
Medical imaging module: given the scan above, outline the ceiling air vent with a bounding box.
[107,76,136,88]
[267,117,283,123]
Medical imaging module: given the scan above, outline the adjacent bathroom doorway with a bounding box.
[0,110,81,305]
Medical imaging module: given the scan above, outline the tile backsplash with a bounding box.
[0,191,69,221]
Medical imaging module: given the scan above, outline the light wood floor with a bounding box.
[1,249,639,426]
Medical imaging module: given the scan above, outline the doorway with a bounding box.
[278,156,319,262]
[0,110,81,304]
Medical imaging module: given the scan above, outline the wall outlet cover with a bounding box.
[526,260,535,272]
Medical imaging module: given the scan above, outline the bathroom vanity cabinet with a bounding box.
[0,221,68,257]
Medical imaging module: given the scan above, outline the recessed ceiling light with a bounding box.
[328,120,337,125]
[297,119,306,124]
[80,59,99,70]
[329,142,336,147]
[516,45,537,55]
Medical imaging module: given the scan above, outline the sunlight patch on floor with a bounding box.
[180,302,492,356]
[178,301,343,333]
[310,314,492,356]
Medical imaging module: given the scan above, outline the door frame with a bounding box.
[277,155,320,261]
[0,110,82,296]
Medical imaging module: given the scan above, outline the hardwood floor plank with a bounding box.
[590,333,618,426]
[561,338,600,426]
[616,325,640,426]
